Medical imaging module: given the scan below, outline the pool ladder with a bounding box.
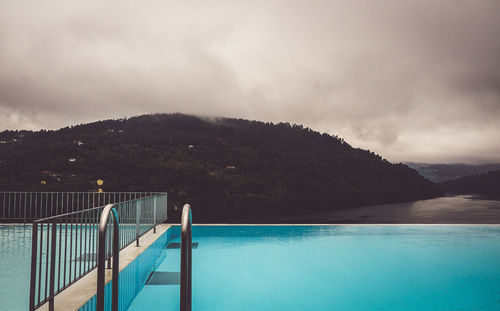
[181,204,192,311]
[95,203,192,311]
[97,204,120,311]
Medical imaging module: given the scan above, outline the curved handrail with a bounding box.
[180,204,192,311]
[97,204,120,311]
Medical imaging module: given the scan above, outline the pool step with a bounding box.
[146,272,180,285]
[127,239,197,311]
[126,286,179,311]
[166,242,198,249]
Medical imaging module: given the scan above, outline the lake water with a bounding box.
[267,195,500,223]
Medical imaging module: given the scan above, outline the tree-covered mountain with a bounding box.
[405,162,500,183]
[0,114,442,221]
[440,170,500,197]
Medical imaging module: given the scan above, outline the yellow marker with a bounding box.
[97,188,103,193]
[40,180,46,185]
[97,179,104,186]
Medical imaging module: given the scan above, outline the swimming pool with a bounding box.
[0,225,32,310]
[127,225,500,311]
[2,225,500,310]
[0,224,153,311]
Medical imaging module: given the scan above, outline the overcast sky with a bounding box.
[1,0,499,164]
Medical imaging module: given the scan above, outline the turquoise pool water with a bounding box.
[128,225,500,311]
[0,224,153,310]
[0,225,32,310]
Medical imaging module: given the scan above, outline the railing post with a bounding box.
[23,192,27,224]
[48,220,57,311]
[136,200,141,246]
[153,197,157,233]
[180,204,192,311]
[7,192,11,219]
[29,222,38,311]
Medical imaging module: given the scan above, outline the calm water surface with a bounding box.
[1,196,500,310]
[292,195,500,223]
[0,225,31,310]
[129,225,500,311]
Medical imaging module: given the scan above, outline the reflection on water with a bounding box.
[306,195,500,223]
[407,195,500,221]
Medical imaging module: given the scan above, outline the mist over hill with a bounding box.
[405,162,500,183]
[0,114,442,221]
[440,170,500,198]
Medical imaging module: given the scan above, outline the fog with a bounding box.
[1,0,499,163]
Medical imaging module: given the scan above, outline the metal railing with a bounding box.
[180,204,192,311]
[97,204,120,311]
[0,192,160,223]
[29,193,168,310]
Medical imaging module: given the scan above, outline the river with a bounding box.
[280,195,500,224]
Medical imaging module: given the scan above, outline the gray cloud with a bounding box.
[1,0,499,163]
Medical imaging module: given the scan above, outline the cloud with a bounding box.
[0,0,499,163]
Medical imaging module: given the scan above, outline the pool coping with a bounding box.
[186,223,500,226]
[37,224,171,311]
[2,223,500,226]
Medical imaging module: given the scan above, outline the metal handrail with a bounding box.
[28,193,168,310]
[29,205,105,311]
[0,191,163,223]
[97,204,120,311]
[180,204,192,311]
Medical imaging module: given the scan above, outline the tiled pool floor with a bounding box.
[125,225,500,311]
[127,237,182,310]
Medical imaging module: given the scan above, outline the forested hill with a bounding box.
[405,162,500,183]
[0,114,442,221]
[440,170,500,197]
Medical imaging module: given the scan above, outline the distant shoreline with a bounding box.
[178,195,500,224]
[451,193,500,201]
